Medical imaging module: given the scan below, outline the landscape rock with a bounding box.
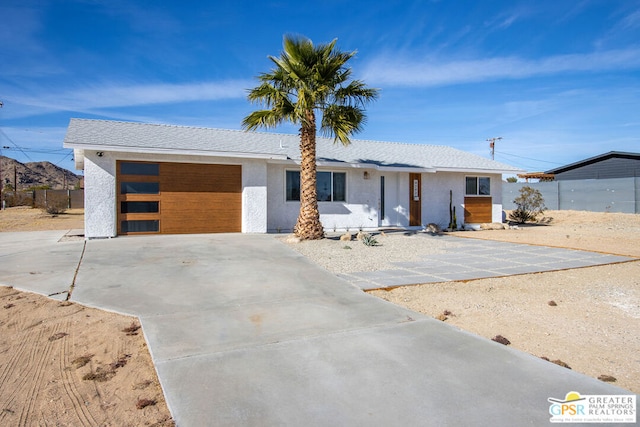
[284,234,301,244]
[425,223,442,234]
[339,232,352,242]
[491,335,511,345]
[480,223,508,230]
[598,374,617,382]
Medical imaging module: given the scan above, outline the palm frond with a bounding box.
[321,105,366,146]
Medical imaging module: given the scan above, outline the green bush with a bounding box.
[509,186,546,224]
[361,234,380,247]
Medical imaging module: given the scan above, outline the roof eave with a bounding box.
[435,167,525,174]
[267,158,436,173]
[64,144,289,161]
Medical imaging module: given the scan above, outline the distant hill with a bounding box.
[0,156,82,190]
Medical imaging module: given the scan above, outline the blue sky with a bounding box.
[1,0,639,174]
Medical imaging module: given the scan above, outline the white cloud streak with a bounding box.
[4,80,252,119]
[361,48,640,87]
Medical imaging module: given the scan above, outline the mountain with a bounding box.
[0,156,82,190]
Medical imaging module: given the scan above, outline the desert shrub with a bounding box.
[45,203,67,215]
[509,186,546,223]
[361,234,379,247]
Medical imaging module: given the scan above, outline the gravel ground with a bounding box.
[282,231,464,273]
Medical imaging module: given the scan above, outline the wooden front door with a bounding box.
[409,173,421,226]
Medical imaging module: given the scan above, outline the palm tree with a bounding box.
[242,35,378,240]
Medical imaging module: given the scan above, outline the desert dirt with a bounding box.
[0,207,174,426]
[369,210,640,393]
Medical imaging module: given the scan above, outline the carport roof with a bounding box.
[64,118,522,174]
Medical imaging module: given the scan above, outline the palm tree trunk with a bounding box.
[294,113,324,239]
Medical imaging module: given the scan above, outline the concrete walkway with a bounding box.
[0,231,635,426]
[337,235,634,290]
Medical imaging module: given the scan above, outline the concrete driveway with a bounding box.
[0,231,634,426]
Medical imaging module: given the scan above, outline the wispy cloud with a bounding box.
[361,48,640,87]
[616,8,640,30]
[4,80,252,119]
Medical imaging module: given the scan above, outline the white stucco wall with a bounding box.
[83,151,268,237]
[267,164,387,232]
[242,159,267,233]
[266,165,475,232]
[422,172,465,229]
[84,152,117,238]
[491,176,504,223]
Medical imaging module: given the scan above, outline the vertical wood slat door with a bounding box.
[117,161,242,235]
[463,197,492,223]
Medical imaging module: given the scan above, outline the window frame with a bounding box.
[285,170,347,202]
[465,176,491,196]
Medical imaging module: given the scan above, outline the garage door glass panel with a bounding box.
[121,201,159,213]
[120,182,160,194]
[120,162,159,176]
[121,220,159,233]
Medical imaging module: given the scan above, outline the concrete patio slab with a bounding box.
[348,235,636,290]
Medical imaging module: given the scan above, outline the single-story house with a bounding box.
[544,151,640,181]
[63,118,522,238]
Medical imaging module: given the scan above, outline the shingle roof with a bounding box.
[64,118,522,173]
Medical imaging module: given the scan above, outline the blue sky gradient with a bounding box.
[1,0,638,173]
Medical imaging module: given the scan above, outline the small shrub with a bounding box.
[509,186,546,224]
[361,234,379,247]
[44,199,68,215]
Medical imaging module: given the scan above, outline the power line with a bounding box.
[0,128,34,162]
[1,147,71,155]
[496,150,565,166]
[54,150,73,167]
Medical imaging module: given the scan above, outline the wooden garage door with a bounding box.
[117,161,241,235]
[464,197,492,223]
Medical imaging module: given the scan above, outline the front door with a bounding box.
[409,173,421,226]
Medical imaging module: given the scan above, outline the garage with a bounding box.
[117,161,241,235]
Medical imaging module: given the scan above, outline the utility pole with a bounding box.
[487,137,503,160]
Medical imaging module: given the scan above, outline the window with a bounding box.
[120,162,159,176]
[121,201,159,213]
[120,220,159,233]
[465,176,491,196]
[120,182,160,194]
[286,171,346,202]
